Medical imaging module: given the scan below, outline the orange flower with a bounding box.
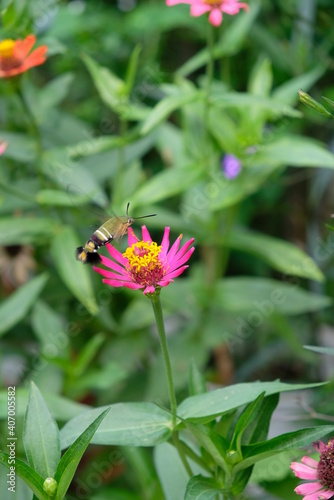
[0,34,47,78]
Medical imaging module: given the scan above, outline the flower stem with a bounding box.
[204,22,215,127]
[149,292,177,426]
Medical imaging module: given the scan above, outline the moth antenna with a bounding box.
[132,213,157,220]
[126,202,130,216]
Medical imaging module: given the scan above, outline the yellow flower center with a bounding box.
[203,0,222,5]
[123,241,165,286]
[0,39,15,59]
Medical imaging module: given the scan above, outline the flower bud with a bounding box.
[298,90,332,118]
[43,477,57,497]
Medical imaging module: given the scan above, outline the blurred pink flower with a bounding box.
[0,139,8,155]
[290,440,334,499]
[94,226,195,295]
[166,0,249,26]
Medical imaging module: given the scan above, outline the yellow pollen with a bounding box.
[0,39,16,58]
[123,241,162,272]
[203,0,222,5]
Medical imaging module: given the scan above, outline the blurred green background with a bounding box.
[1,0,334,498]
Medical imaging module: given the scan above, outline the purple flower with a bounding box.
[222,154,242,179]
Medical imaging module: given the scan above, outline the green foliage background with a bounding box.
[1,0,334,498]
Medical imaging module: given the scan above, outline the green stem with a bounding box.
[17,84,42,154]
[149,292,177,426]
[204,22,215,127]
[172,433,193,476]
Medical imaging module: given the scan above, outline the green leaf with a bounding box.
[67,135,123,160]
[54,408,110,500]
[71,333,106,378]
[70,362,127,392]
[272,66,325,106]
[140,90,203,135]
[36,189,90,207]
[0,389,89,420]
[185,476,223,500]
[23,73,75,124]
[60,403,173,449]
[0,452,48,500]
[248,58,273,97]
[243,394,279,445]
[0,131,36,163]
[23,382,60,479]
[235,425,334,471]
[0,273,49,338]
[185,424,228,471]
[230,393,266,453]
[206,163,281,212]
[322,96,334,112]
[154,443,189,500]
[83,54,125,111]
[124,44,142,96]
[178,381,325,422]
[37,74,74,120]
[227,228,324,282]
[304,345,334,356]
[39,148,109,206]
[211,92,301,118]
[189,360,207,397]
[0,217,56,245]
[131,163,204,208]
[51,226,98,315]
[254,136,334,169]
[215,277,331,315]
[31,300,66,350]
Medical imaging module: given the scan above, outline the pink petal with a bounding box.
[143,285,156,295]
[164,265,189,280]
[190,3,210,16]
[94,268,128,281]
[295,482,323,495]
[301,456,319,468]
[103,279,142,290]
[221,2,249,15]
[106,244,128,265]
[127,227,139,247]
[170,237,195,265]
[158,279,171,287]
[314,440,327,453]
[290,462,318,480]
[141,225,152,243]
[209,8,223,26]
[99,255,126,274]
[168,247,195,272]
[303,491,333,500]
[0,141,8,155]
[160,227,170,260]
[165,235,182,265]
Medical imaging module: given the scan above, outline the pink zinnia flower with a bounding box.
[93,226,195,295]
[0,35,47,78]
[0,139,8,155]
[166,0,249,27]
[290,440,334,499]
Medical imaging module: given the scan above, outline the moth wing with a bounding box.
[66,183,113,229]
